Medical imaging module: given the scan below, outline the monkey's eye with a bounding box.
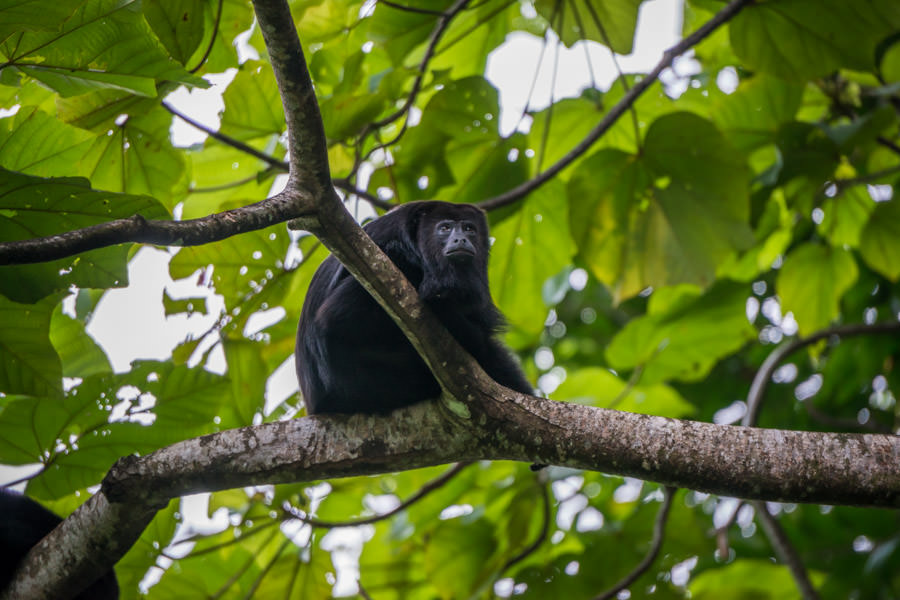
[438,223,451,233]
[463,223,476,232]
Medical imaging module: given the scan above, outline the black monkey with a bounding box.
[0,489,119,599]
[296,201,531,414]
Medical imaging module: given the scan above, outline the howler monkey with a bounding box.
[295,201,531,414]
[0,489,119,599]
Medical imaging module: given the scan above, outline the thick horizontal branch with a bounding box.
[7,392,899,599]
[94,394,900,509]
[0,190,312,265]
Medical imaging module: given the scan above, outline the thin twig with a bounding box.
[502,481,552,571]
[742,321,900,427]
[288,463,470,528]
[752,501,820,600]
[379,0,445,16]
[188,0,224,73]
[357,580,375,600]
[583,1,642,148]
[480,0,754,211]
[592,487,676,600]
[367,0,470,132]
[163,101,289,171]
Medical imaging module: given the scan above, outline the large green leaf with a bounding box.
[605,283,756,383]
[691,559,825,600]
[0,168,168,301]
[0,107,93,176]
[424,517,499,600]
[554,366,694,417]
[143,0,206,66]
[489,179,575,338]
[711,74,803,151]
[0,294,62,397]
[78,109,189,204]
[569,112,752,300]
[568,148,648,298]
[536,0,644,54]
[219,61,286,142]
[367,0,453,66]
[731,0,900,79]
[0,0,83,39]
[777,243,858,335]
[859,198,900,281]
[818,185,875,248]
[0,0,205,97]
[26,361,232,498]
[49,304,112,379]
[169,225,292,309]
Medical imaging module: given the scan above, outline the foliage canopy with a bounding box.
[1,0,899,598]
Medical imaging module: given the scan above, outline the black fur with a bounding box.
[0,489,119,599]
[296,201,531,414]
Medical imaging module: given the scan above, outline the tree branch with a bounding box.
[479,0,754,211]
[7,398,899,599]
[163,101,289,171]
[593,487,675,600]
[288,462,470,528]
[743,321,900,427]
[0,191,309,265]
[752,501,820,600]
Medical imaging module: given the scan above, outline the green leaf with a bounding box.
[1,0,206,96]
[424,517,499,600]
[777,243,858,335]
[27,361,231,497]
[536,0,644,54]
[568,149,648,298]
[859,199,900,281]
[428,0,521,79]
[731,0,900,79]
[605,283,756,383]
[0,107,93,176]
[169,225,291,309]
[570,113,753,300]
[0,294,62,397]
[818,185,875,248]
[162,290,208,316]
[49,304,112,379]
[489,179,575,337]
[143,0,206,66]
[528,97,607,172]
[19,65,157,98]
[220,61,286,142]
[78,109,189,203]
[368,1,450,65]
[691,559,824,599]
[320,91,386,141]
[554,367,694,417]
[712,74,803,151]
[253,546,334,600]
[222,339,267,425]
[0,168,167,302]
[0,0,82,39]
[116,499,180,593]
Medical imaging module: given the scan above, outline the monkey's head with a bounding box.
[412,202,490,305]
